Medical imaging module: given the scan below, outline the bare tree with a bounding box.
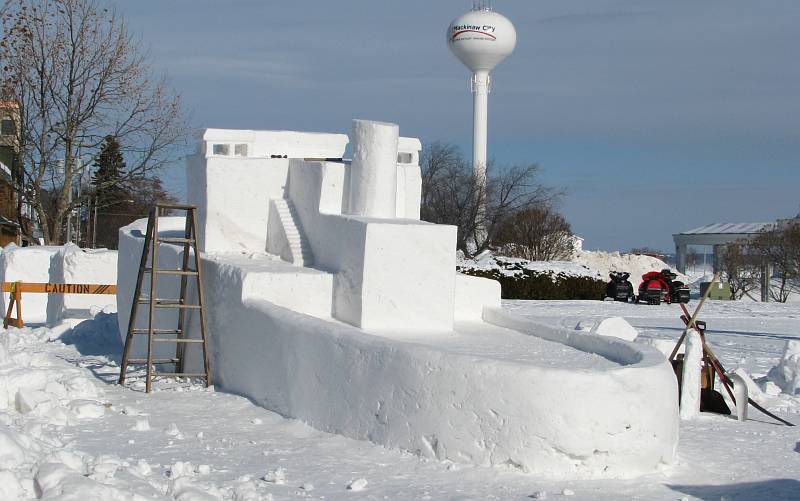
[494,204,574,261]
[686,249,699,272]
[420,142,561,256]
[629,247,665,257]
[721,241,760,300]
[1,0,187,244]
[749,222,800,302]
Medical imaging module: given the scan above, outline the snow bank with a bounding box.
[459,253,599,279]
[768,340,800,395]
[0,244,61,324]
[0,320,191,499]
[458,251,685,286]
[0,322,113,498]
[574,250,686,284]
[46,244,117,324]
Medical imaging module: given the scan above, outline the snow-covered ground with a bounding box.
[1,300,799,500]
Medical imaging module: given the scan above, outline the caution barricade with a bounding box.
[3,281,117,328]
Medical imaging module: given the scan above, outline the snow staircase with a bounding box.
[271,198,314,267]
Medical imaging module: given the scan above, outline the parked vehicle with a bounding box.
[605,271,634,302]
[636,269,690,305]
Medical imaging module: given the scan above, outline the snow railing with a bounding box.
[483,307,654,367]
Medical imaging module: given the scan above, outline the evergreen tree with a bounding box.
[91,135,128,209]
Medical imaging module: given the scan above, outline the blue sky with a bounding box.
[117,0,800,251]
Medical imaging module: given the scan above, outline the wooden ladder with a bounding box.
[118,204,211,393]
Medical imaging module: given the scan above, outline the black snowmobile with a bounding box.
[605,271,634,302]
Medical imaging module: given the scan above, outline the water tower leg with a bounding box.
[472,71,490,249]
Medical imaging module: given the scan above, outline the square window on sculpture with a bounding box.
[212,143,230,156]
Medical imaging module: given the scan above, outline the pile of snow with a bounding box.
[588,317,639,342]
[47,244,117,324]
[0,323,115,499]
[574,250,686,285]
[458,252,600,280]
[457,250,685,287]
[768,340,800,395]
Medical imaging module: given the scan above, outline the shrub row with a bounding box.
[458,267,606,300]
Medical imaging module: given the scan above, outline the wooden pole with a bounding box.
[669,272,720,361]
[146,208,160,394]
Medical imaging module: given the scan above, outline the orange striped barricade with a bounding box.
[2,281,117,328]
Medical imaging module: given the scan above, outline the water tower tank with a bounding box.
[447,8,517,73]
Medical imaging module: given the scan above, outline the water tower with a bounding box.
[448,0,516,244]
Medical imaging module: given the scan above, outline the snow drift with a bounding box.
[768,340,800,395]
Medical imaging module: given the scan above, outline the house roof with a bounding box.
[0,216,19,228]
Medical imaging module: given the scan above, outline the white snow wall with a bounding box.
[186,155,289,254]
[0,245,60,324]
[115,218,204,373]
[186,128,422,255]
[0,244,116,325]
[47,244,117,323]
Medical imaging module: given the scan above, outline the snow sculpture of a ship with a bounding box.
[117,120,678,478]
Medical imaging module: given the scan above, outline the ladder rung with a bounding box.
[157,237,196,244]
[131,328,183,335]
[154,338,205,344]
[126,358,180,365]
[141,268,199,276]
[153,373,208,378]
[136,299,202,309]
[157,270,199,276]
[160,269,199,276]
[155,203,196,211]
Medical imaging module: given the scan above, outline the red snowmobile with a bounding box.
[636,269,690,305]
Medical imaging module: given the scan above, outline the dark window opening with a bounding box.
[1,119,15,136]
